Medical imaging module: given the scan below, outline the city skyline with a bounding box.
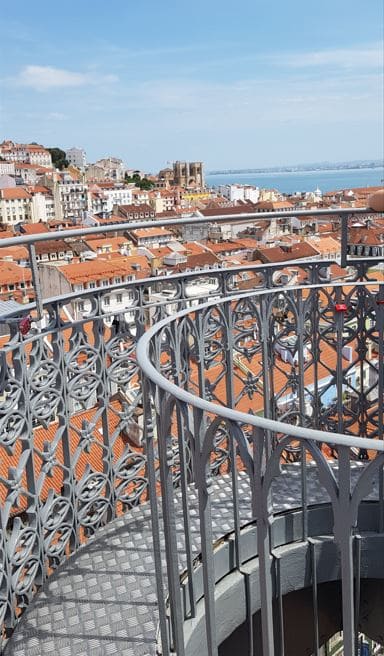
[0,0,383,171]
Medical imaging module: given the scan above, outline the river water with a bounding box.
[206,167,383,194]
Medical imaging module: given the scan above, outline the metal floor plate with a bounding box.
[5,463,376,656]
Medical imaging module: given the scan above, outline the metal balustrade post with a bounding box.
[27,243,43,320]
[223,303,242,570]
[273,553,285,656]
[260,295,273,456]
[340,214,349,268]
[156,387,186,655]
[254,426,275,655]
[297,289,308,540]
[308,539,320,656]
[193,406,218,656]
[335,288,346,436]
[310,288,321,431]
[142,379,171,656]
[335,445,355,655]
[354,535,362,656]
[170,319,196,618]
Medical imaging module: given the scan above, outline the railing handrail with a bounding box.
[0,256,350,321]
[0,206,371,248]
[137,279,384,453]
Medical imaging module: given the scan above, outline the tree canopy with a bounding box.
[124,172,154,190]
[47,147,69,170]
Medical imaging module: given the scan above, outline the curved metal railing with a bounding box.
[137,278,384,655]
[0,208,381,652]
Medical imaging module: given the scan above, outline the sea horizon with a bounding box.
[206,166,384,194]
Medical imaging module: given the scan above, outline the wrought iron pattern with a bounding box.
[0,210,382,653]
[138,275,384,656]
[0,254,336,643]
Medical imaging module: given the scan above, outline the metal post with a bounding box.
[28,243,44,320]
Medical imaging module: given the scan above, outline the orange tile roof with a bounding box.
[148,246,173,258]
[131,227,173,238]
[203,240,240,254]
[84,236,133,252]
[0,230,17,239]
[306,236,340,255]
[256,242,320,263]
[0,245,29,260]
[349,227,382,245]
[21,223,49,234]
[60,255,150,284]
[0,261,32,285]
[183,241,210,255]
[236,237,261,249]
[14,162,42,169]
[27,185,51,194]
[1,187,31,200]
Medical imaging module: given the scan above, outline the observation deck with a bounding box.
[0,207,383,655]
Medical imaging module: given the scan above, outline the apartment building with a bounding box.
[218,183,260,204]
[66,147,87,169]
[94,157,125,181]
[39,256,150,323]
[0,161,15,176]
[115,203,155,221]
[129,227,174,248]
[55,180,90,221]
[89,184,133,215]
[34,239,74,263]
[149,189,176,214]
[0,261,33,301]
[0,141,52,167]
[0,187,32,225]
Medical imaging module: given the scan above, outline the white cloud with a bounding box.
[16,65,118,90]
[275,44,383,69]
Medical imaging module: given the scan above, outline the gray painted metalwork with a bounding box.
[4,468,382,656]
[0,208,382,654]
[137,276,384,654]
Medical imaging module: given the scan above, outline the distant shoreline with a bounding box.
[205,167,383,194]
[208,162,383,176]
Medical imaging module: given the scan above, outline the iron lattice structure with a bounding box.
[0,208,382,655]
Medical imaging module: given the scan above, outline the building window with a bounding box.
[116,293,122,304]
[104,296,110,306]
[77,302,84,312]
[102,280,109,287]
[88,282,96,289]
[115,277,121,284]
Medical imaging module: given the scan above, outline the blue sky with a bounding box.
[0,0,383,171]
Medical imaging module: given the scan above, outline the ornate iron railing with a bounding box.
[0,208,381,653]
[137,277,384,655]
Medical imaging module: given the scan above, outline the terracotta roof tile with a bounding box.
[255,242,320,263]
[1,187,31,200]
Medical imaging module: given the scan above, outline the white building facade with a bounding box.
[0,188,32,226]
[66,147,87,170]
[218,184,260,204]
[56,181,90,221]
[0,142,52,167]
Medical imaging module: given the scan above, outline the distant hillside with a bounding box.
[208,160,383,176]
